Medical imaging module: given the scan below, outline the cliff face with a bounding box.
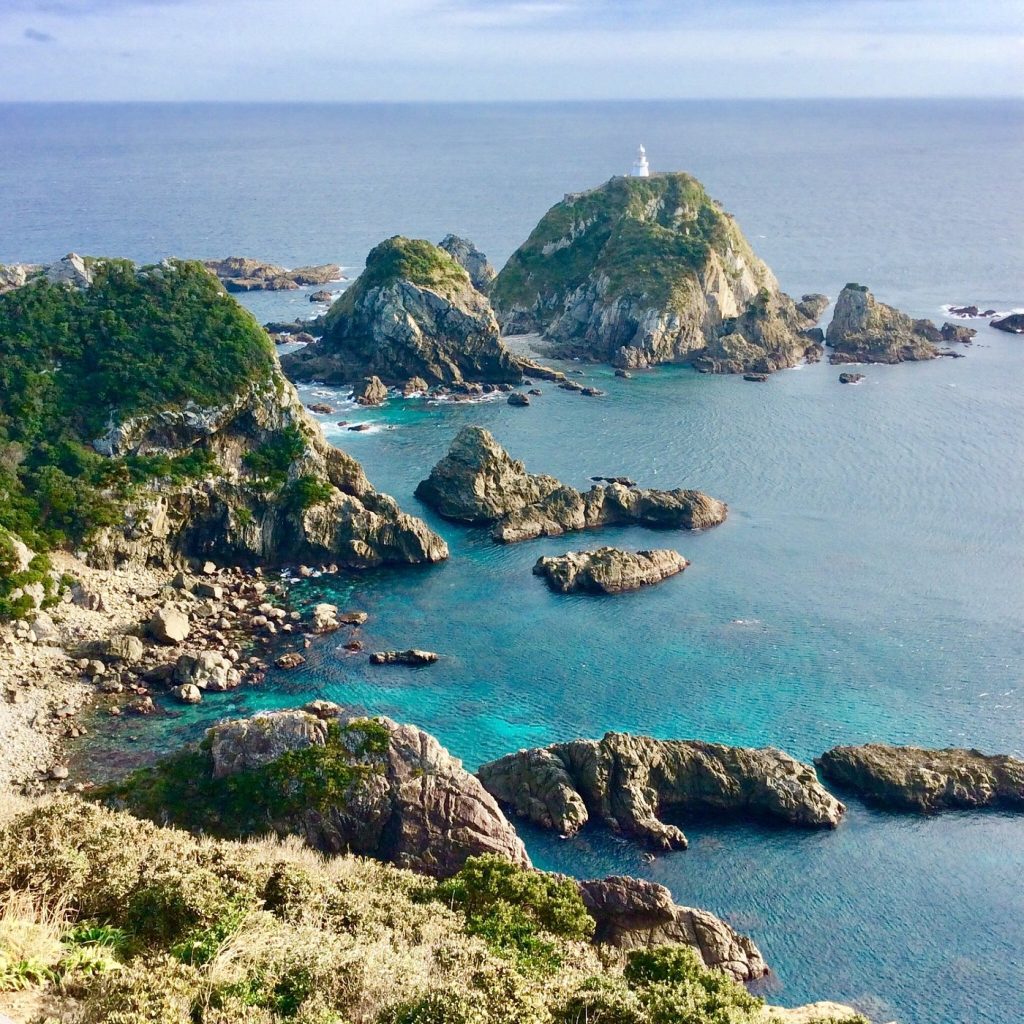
[438,234,496,292]
[282,236,521,386]
[0,257,446,571]
[490,174,822,373]
[825,284,940,363]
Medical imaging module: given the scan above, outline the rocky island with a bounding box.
[282,235,522,386]
[816,743,1024,813]
[202,256,341,292]
[478,732,845,850]
[826,283,944,363]
[490,173,828,374]
[415,426,727,542]
[533,547,689,594]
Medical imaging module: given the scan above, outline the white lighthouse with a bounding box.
[630,144,650,178]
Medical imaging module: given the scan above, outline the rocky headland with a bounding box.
[533,547,689,594]
[415,426,727,543]
[281,236,521,386]
[477,732,845,850]
[826,284,944,364]
[202,256,341,292]
[816,743,1024,813]
[490,173,827,375]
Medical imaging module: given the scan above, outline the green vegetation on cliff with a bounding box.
[491,174,732,315]
[0,260,276,550]
[0,798,827,1024]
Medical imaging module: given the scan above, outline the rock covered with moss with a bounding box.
[415,426,726,543]
[533,547,688,594]
[490,174,824,374]
[108,703,529,877]
[282,236,521,386]
[0,257,446,573]
[825,284,942,363]
[816,743,1024,813]
[478,732,845,850]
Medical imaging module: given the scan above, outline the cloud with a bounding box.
[8,0,188,15]
[23,27,55,42]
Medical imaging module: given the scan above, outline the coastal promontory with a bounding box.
[281,236,521,386]
[490,173,825,374]
[816,743,1024,813]
[477,731,845,849]
[415,426,727,542]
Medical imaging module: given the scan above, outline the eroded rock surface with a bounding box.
[415,427,726,543]
[533,547,688,594]
[826,284,942,364]
[478,732,844,849]
[816,743,1024,813]
[438,234,496,292]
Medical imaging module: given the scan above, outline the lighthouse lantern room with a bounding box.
[630,144,650,177]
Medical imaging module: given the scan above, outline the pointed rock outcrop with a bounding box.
[826,284,942,363]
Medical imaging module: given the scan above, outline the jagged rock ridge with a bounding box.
[490,173,826,374]
[478,731,845,849]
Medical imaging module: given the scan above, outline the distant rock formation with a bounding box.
[282,236,520,386]
[940,322,976,344]
[816,743,1024,813]
[115,703,530,878]
[826,284,943,363]
[490,173,826,375]
[478,732,845,849]
[415,427,727,543]
[577,875,768,981]
[202,257,341,292]
[438,234,496,292]
[533,547,688,594]
[990,313,1024,334]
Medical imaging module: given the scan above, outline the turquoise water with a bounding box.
[5,100,1023,1023]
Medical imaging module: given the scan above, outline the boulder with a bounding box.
[369,649,439,666]
[815,743,1024,813]
[533,548,688,594]
[478,732,844,849]
[306,403,335,415]
[415,427,726,544]
[507,392,530,406]
[577,876,768,981]
[743,373,769,382]
[402,376,429,397]
[838,372,865,384]
[27,611,58,643]
[438,234,497,292]
[311,603,339,633]
[275,652,306,670]
[940,322,977,344]
[282,236,520,387]
[129,707,533,877]
[795,293,830,322]
[148,606,190,645]
[354,375,388,406]
[175,651,239,691]
[990,313,1024,334]
[309,290,333,303]
[100,635,145,664]
[173,683,203,705]
[826,284,941,363]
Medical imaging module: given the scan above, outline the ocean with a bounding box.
[2,100,1022,1024]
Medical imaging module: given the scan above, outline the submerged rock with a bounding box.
[478,732,844,849]
[438,234,497,292]
[816,743,1024,813]
[113,707,530,877]
[826,284,942,363]
[533,547,688,594]
[282,236,520,386]
[415,427,726,543]
[577,875,768,981]
[491,174,823,374]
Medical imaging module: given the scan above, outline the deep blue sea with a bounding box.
[3,101,1022,1024]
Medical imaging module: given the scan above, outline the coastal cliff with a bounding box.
[282,236,521,386]
[0,256,446,575]
[490,174,825,373]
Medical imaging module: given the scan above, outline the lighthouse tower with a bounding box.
[630,144,650,178]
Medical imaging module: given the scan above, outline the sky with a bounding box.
[0,0,1021,101]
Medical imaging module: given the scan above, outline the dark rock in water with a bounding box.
[507,392,530,407]
[282,236,520,387]
[614,368,633,378]
[275,652,306,670]
[264,319,321,336]
[112,706,529,877]
[591,476,636,487]
[370,649,439,666]
[795,293,830,323]
[949,305,980,317]
[528,388,542,396]
[438,234,497,293]
[348,423,372,432]
[801,327,825,344]
[402,376,429,396]
[940,322,977,344]
[580,386,604,397]
[816,743,1024,813]
[743,373,769,382]
[577,876,768,981]
[937,349,965,358]
[414,426,727,543]
[826,284,941,363]
[478,732,844,849]
[838,372,865,384]
[991,313,1024,334]
[559,379,585,392]
[354,375,388,406]
[306,403,334,414]
[533,547,688,594]
[309,289,333,303]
